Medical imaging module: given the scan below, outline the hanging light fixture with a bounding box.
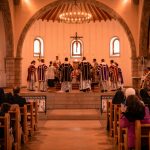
[59,0,92,24]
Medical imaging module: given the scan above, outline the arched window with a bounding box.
[110,37,120,56]
[33,37,44,57]
[71,40,83,58]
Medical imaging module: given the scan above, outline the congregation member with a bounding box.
[140,88,150,109]
[59,57,73,92]
[0,88,6,105]
[120,95,150,149]
[112,88,125,104]
[115,62,124,89]
[27,60,36,91]
[109,60,118,91]
[78,57,93,92]
[92,58,99,83]
[47,61,56,88]
[37,59,48,92]
[97,59,109,92]
[12,86,27,107]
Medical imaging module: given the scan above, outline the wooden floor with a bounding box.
[21,109,116,150]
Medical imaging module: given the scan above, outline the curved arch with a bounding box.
[17,0,136,60]
[0,0,14,57]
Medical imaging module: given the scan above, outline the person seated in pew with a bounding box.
[140,88,150,109]
[0,103,11,116]
[12,87,27,107]
[5,92,14,104]
[112,88,125,104]
[120,95,150,149]
[0,88,6,105]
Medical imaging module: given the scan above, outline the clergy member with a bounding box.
[115,62,124,89]
[97,59,109,92]
[78,57,93,92]
[59,57,73,92]
[92,58,99,83]
[37,59,47,92]
[27,60,36,91]
[109,60,118,91]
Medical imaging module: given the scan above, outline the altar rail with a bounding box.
[100,95,114,114]
[23,96,47,114]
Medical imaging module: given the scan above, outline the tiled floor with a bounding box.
[21,113,115,150]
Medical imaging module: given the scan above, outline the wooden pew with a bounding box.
[106,100,114,136]
[32,101,38,131]
[135,120,150,150]
[113,104,121,144]
[27,102,34,136]
[9,105,21,150]
[0,113,13,150]
[20,105,28,143]
[117,107,128,150]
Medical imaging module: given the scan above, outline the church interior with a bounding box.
[0,0,150,149]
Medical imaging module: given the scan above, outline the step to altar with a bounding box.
[46,92,100,109]
[39,109,100,120]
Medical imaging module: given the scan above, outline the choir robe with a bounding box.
[59,63,73,82]
[27,64,36,82]
[37,63,47,81]
[78,60,93,90]
[92,62,99,83]
[118,67,124,84]
[27,64,36,90]
[78,60,93,80]
[97,62,109,91]
[109,64,118,83]
[59,62,73,92]
[97,63,109,81]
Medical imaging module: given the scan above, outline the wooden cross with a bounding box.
[70,32,83,53]
[70,32,83,40]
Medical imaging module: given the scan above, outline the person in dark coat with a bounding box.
[59,57,73,92]
[112,88,125,104]
[12,87,27,107]
[140,88,150,109]
[78,57,93,92]
[0,88,6,105]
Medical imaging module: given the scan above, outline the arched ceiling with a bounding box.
[37,0,114,22]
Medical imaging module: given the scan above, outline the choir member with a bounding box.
[78,57,93,92]
[115,62,124,89]
[109,60,118,91]
[97,59,109,92]
[47,61,56,88]
[59,57,73,92]
[37,59,48,92]
[92,58,99,83]
[27,60,36,91]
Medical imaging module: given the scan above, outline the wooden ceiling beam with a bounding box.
[86,3,97,22]
[37,1,115,22]
[97,7,107,21]
[50,3,64,21]
[46,7,58,21]
[55,4,68,22]
[103,11,112,21]
[90,4,102,22]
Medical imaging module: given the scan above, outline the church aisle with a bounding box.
[21,119,115,150]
